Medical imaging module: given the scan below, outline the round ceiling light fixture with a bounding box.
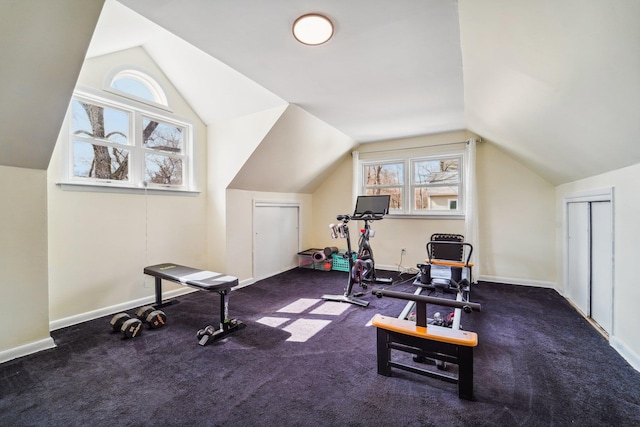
[292,13,334,46]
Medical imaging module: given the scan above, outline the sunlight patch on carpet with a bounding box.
[310,301,351,316]
[283,319,332,342]
[256,298,355,342]
[277,298,321,313]
[256,316,290,328]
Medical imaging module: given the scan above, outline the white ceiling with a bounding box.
[91,0,466,143]
[1,0,638,186]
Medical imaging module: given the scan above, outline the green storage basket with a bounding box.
[331,253,355,272]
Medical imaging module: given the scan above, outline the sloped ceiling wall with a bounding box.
[228,104,356,194]
[0,0,105,170]
[86,0,288,125]
[460,0,640,185]
[209,105,289,190]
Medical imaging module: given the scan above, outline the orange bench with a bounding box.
[372,289,480,400]
[427,259,474,269]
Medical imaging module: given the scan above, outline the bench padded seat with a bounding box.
[372,314,477,346]
[144,263,238,292]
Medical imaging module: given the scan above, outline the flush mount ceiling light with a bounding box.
[292,13,334,46]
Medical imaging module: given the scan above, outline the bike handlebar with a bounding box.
[336,211,385,222]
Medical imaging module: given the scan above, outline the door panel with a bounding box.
[567,202,590,315]
[590,201,612,333]
[254,205,299,280]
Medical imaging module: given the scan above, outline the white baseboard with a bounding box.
[378,266,558,290]
[478,274,557,289]
[233,277,256,290]
[50,277,256,332]
[2,282,260,365]
[0,336,56,364]
[377,264,419,274]
[610,335,640,373]
[49,287,196,331]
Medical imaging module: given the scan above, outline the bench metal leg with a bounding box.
[458,346,474,400]
[153,277,179,308]
[376,328,392,376]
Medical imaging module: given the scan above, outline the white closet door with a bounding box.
[590,201,612,334]
[567,202,590,315]
[254,204,299,280]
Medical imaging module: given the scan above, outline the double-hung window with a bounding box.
[359,149,464,217]
[71,97,131,182]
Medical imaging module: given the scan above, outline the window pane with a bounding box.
[111,77,154,102]
[365,187,402,210]
[72,100,129,144]
[414,159,459,185]
[365,163,403,186]
[143,119,183,153]
[414,186,459,210]
[73,140,129,180]
[145,153,183,185]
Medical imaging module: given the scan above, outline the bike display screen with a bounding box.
[353,195,390,216]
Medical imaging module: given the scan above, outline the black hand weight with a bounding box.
[110,313,143,338]
[135,305,167,329]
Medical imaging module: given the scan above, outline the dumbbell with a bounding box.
[110,313,143,338]
[418,263,432,284]
[196,325,216,346]
[135,305,167,329]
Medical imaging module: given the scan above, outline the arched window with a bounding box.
[108,69,168,107]
[63,68,192,191]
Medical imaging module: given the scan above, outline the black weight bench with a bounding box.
[373,289,480,400]
[144,263,244,342]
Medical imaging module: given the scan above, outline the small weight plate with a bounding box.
[121,318,142,338]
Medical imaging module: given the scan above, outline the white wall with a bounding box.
[209,104,352,281]
[0,166,53,358]
[477,141,556,286]
[312,132,470,271]
[311,132,557,286]
[207,106,288,274]
[47,47,209,325]
[556,163,640,370]
[226,189,313,282]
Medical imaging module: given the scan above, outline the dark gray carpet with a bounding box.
[1,268,639,426]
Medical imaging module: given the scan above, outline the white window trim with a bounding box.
[59,85,195,193]
[355,146,466,219]
[104,66,172,112]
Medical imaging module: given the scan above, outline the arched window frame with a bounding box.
[105,67,170,111]
[59,67,195,193]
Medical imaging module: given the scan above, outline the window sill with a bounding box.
[57,181,200,196]
[385,214,465,220]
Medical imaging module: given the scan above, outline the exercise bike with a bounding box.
[322,195,393,307]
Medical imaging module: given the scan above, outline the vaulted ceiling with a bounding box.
[1,0,638,186]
